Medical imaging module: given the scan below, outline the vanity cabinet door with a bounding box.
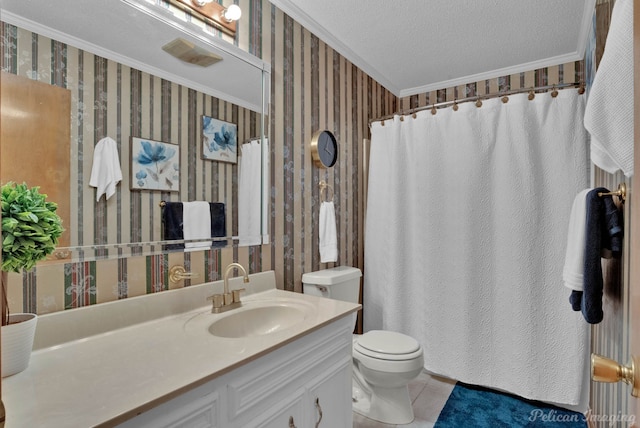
[245,390,305,428]
[117,389,220,428]
[306,358,352,428]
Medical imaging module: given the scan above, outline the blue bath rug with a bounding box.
[434,383,587,427]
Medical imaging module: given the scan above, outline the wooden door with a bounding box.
[0,72,71,426]
[0,72,71,250]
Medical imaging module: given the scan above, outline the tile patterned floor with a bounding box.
[353,371,457,428]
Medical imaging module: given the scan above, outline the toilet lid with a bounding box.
[355,330,421,359]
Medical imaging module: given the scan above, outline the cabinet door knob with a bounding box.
[289,415,296,428]
[315,397,323,427]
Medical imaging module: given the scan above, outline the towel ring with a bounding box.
[319,180,334,202]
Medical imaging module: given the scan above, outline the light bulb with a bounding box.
[223,4,242,22]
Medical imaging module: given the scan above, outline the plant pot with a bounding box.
[1,313,38,377]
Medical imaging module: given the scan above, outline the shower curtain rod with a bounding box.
[369,81,584,126]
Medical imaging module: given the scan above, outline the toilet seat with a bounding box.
[354,330,423,361]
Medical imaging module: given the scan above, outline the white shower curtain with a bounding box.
[238,139,262,246]
[365,89,590,411]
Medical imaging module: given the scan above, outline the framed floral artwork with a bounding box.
[130,137,180,192]
[202,116,237,164]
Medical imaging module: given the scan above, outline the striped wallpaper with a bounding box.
[3,0,632,423]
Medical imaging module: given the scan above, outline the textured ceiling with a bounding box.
[0,0,595,100]
[270,0,596,97]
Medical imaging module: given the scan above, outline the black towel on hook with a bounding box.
[569,188,623,323]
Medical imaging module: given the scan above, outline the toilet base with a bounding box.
[352,383,414,425]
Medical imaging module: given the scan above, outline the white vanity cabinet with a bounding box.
[118,315,354,428]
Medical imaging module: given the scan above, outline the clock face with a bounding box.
[311,130,338,168]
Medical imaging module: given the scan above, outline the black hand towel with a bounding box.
[571,188,623,324]
[162,202,185,250]
[210,202,226,248]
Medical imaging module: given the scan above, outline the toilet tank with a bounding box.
[301,266,362,304]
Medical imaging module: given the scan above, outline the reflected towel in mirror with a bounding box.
[183,201,211,252]
[161,202,226,250]
[89,137,123,201]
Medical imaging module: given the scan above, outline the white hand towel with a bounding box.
[319,201,337,263]
[183,201,211,252]
[562,188,591,291]
[584,0,634,177]
[89,137,123,201]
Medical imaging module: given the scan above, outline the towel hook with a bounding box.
[597,183,627,203]
[319,180,334,202]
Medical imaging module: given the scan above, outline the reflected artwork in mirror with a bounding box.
[0,0,271,264]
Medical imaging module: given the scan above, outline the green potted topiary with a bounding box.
[1,182,64,377]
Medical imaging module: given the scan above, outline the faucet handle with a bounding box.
[232,288,246,303]
[207,293,224,310]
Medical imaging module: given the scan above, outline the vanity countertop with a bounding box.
[1,271,360,427]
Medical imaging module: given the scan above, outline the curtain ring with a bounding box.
[431,105,437,115]
[578,83,585,95]
[551,85,558,98]
[452,101,459,111]
[381,120,385,126]
[412,113,417,119]
[501,96,509,103]
[400,115,404,121]
[528,89,535,100]
[475,98,483,108]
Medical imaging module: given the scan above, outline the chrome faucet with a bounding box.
[207,262,250,313]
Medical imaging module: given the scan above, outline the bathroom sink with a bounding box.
[205,301,310,338]
[182,294,318,339]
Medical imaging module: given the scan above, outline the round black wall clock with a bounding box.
[310,130,338,169]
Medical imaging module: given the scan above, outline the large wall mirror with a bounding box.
[0,0,271,262]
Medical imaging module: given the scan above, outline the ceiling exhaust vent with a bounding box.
[161,38,222,67]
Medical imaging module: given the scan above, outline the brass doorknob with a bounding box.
[591,353,639,397]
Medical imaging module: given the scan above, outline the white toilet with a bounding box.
[302,266,424,425]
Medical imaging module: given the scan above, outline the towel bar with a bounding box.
[597,183,626,202]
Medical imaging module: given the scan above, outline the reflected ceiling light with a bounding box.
[222,4,242,22]
[168,1,242,37]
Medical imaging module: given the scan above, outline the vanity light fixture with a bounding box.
[168,0,242,37]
